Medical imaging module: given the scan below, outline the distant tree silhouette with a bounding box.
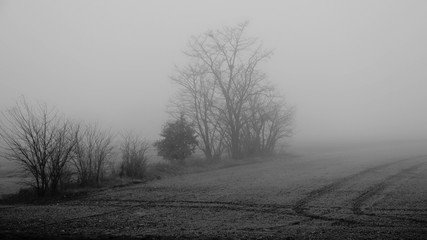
[154,115,198,164]
[171,22,294,159]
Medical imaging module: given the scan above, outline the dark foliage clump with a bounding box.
[154,115,198,164]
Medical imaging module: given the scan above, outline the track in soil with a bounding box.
[30,199,297,230]
[351,162,425,215]
[351,161,427,225]
[292,155,427,226]
[228,156,427,231]
[4,154,427,239]
[38,155,426,231]
[24,155,427,231]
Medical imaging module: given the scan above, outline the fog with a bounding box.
[1,0,426,150]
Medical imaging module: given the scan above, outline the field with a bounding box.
[0,159,27,197]
[1,141,426,239]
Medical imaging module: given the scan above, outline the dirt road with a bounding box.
[1,143,426,239]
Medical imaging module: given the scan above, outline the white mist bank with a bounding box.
[289,138,427,158]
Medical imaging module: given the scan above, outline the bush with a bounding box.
[154,115,198,164]
[72,124,114,186]
[119,134,149,179]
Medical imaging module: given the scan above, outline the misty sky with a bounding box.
[1,0,426,146]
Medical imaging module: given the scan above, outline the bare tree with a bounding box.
[120,134,150,179]
[0,99,79,196]
[242,92,294,155]
[174,22,293,159]
[73,124,113,186]
[185,22,273,159]
[172,65,225,160]
[48,121,80,194]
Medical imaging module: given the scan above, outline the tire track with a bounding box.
[351,161,427,224]
[292,155,426,222]
[52,155,425,229]
[9,155,427,233]
[242,157,427,229]
[65,199,296,215]
[32,199,297,230]
[27,194,180,229]
[351,161,425,215]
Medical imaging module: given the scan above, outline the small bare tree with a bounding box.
[242,93,294,155]
[120,134,150,179]
[73,124,113,186]
[0,99,79,196]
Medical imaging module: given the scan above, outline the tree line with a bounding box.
[0,22,294,197]
[0,99,149,196]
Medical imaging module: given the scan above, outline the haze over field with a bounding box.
[1,0,426,149]
[2,3,427,239]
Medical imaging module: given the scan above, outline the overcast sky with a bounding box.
[1,0,426,146]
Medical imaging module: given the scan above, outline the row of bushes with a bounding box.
[1,98,282,199]
[0,99,150,197]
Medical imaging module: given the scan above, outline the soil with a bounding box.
[1,144,426,239]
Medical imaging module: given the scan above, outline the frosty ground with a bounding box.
[1,141,426,239]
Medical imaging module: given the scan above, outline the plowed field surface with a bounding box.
[1,143,426,239]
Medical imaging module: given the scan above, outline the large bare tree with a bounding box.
[172,65,224,160]
[173,22,293,159]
